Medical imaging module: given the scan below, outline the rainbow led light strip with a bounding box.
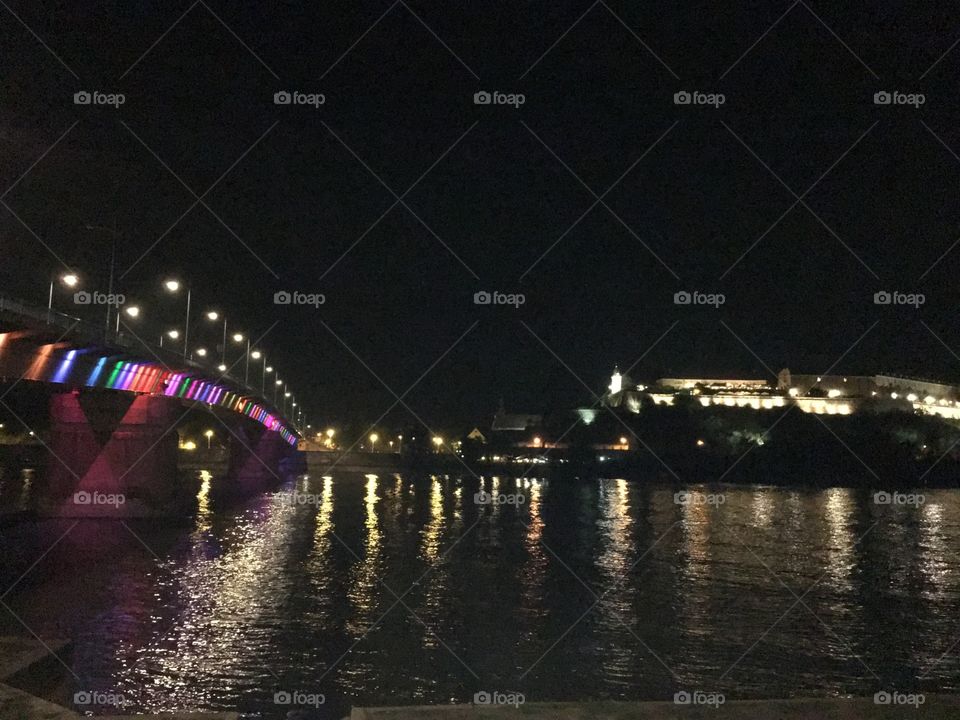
[22,346,297,445]
[92,359,297,444]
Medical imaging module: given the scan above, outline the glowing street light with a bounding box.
[217,363,227,373]
[204,429,214,449]
[124,305,140,317]
[232,333,244,343]
[370,432,379,452]
[47,271,81,319]
[251,350,261,359]
[195,347,207,357]
[206,311,228,364]
[163,279,191,357]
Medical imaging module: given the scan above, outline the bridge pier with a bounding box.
[225,425,300,496]
[45,391,180,517]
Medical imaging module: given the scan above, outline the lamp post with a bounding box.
[250,349,262,392]
[118,304,140,333]
[205,311,228,365]
[232,332,249,387]
[275,378,283,404]
[163,279,190,357]
[263,364,273,394]
[47,272,79,321]
[204,429,214,449]
[83,222,120,340]
[370,432,378,453]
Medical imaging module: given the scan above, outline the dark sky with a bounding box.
[3,1,960,430]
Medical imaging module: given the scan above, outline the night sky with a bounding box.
[3,1,960,430]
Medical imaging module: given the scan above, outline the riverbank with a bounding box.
[351,696,959,718]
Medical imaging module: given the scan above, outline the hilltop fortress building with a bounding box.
[601,367,960,420]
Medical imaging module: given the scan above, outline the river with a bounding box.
[1,470,957,718]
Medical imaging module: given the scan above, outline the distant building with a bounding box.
[466,427,487,443]
[602,366,960,419]
[491,400,543,431]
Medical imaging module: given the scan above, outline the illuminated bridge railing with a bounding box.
[0,296,298,445]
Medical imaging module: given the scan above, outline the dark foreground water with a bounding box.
[2,470,959,718]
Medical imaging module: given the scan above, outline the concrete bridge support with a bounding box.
[46,391,179,517]
[225,425,300,496]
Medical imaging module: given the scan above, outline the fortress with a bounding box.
[601,367,960,420]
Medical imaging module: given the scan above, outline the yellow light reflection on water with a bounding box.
[346,474,382,633]
[822,488,854,593]
[194,470,212,533]
[422,476,445,562]
[313,475,334,553]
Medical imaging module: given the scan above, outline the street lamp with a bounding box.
[232,332,251,386]
[163,279,191,357]
[370,432,378,452]
[118,304,140,332]
[204,429,214,449]
[217,363,227,373]
[47,272,80,319]
[263,364,273,394]
[160,328,180,348]
[206,310,228,365]
[432,436,443,453]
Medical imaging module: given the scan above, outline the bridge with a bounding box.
[0,295,302,517]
